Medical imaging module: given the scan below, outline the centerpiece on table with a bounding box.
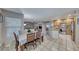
[27,29,31,33]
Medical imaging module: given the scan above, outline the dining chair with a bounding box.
[19,43,27,51]
[13,32,28,51]
[35,32,42,44]
[27,33,37,48]
[13,32,19,51]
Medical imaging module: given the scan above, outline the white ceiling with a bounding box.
[4,8,79,22]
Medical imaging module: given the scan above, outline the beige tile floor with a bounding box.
[33,34,79,51]
[0,34,79,51]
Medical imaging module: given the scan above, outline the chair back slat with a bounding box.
[36,32,41,39]
[27,33,35,42]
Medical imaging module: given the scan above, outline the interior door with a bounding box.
[0,23,2,40]
[0,15,2,43]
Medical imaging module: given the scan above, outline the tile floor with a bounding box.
[0,34,79,51]
[33,34,79,51]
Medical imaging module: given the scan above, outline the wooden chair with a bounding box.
[34,32,42,44]
[13,32,19,51]
[27,33,36,47]
[20,33,37,51]
[19,43,27,51]
[37,32,43,42]
[13,32,27,51]
[36,32,41,39]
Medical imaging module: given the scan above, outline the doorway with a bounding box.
[0,15,3,43]
[66,17,75,41]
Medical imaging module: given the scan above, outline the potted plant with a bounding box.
[27,29,31,33]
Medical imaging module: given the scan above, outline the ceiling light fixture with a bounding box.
[24,24,26,26]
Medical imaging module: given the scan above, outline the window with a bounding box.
[5,17,21,40]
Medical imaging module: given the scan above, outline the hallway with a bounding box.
[33,34,79,51]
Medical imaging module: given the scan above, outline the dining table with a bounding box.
[18,33,27,45]
[18,30,39,46]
